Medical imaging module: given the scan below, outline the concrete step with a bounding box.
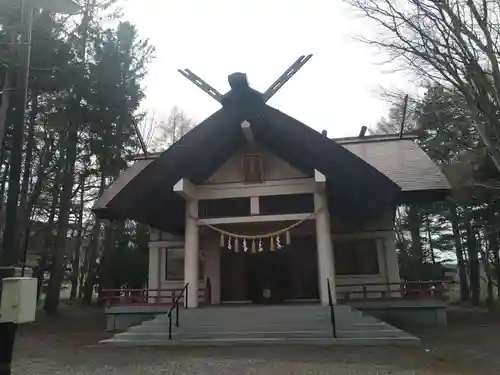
[102,336,419,346]
[149,317,332,326]
[336,329,411,338]
[150,315,332,323]
[154,311,332,320]
[335,323,396,331]
[113,330,333,341]
[129,323,331,333]
[141,321,332,330]
[335,316,381,324]
[102,305,420,346]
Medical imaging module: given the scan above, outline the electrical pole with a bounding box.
[0,1,33,373]
[0,1,78,373]
[0,0,32,268]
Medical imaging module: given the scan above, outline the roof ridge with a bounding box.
[333,133,418,144]
[131,133,418,160]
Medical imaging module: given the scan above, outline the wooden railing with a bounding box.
[102,280,212,308]
[337,280,450,301]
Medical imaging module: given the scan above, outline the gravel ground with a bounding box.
[11,304,500,375]
[13,345,460,375]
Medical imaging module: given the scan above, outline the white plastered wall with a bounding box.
[148,229,219,304]
[207,150,307,184]
[147,210,401,304]
[333,232,400,299]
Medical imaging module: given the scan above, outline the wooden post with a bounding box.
[314,189,335,305]
[184,199,199,308]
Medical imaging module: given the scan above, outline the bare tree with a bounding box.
[346,0,500,171]
[148,106,197,152]
[137,113,159,153]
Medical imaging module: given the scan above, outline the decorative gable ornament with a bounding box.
[178,55,313,105]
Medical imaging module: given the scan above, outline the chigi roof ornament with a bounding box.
[177,54,313,104]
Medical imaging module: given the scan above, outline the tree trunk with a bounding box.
[466,225,481,306]
[38,166,60,301]
[0,4,33,267]
[484,201,499,302]
[19,92,37,214]
[70,173,85,300]
[43,0,94,312]
[17,92,38,253]
[98,220,115,301]
[0,139,8,205]
[44,126,78,314]
[0,30,15,154]
[485,250,494,310]
[19,138,54,235]
[449,202,469,301]
[36,255,47,301]
[78,240,89,299]
[82,219,101,305]
[495,244,500,299]
[426,214,436,264]
[407,205,423,278]
[83,173,106,305]
[0,70,12,152]
[0,161,9,206]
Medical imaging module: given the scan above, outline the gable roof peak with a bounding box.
[228,72,250,91]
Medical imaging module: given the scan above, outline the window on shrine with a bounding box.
[199,198,250,218]
[334,239,379,275]
[259,194,314,215]
[164,248,204,281]
[242,154,263,182]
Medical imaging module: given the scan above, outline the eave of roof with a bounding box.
[129,133,419,160]
[93,79,447,232]
[127,136,451,195]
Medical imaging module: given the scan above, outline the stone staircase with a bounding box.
[101,304,419,346]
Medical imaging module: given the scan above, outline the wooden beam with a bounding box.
[150,230,184,242]
[149,240,184,248]
[314,170,326,183]
[197,178,315,200]
[332,230,393,240]
[177,69,223,103]
[262,54,313,102]
[173,178,197,199]
[314,169,326,190]
[250,196,259,215]
[241,120,256,144]
[199,213,314,225]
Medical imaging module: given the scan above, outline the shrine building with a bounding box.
[93,65,450,312]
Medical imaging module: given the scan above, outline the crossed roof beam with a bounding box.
[177,54,313,104]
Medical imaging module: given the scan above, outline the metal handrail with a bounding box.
[205,277,212,305]
[167,282,189,340]
[327,278,337,338]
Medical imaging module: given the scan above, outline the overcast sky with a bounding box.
[122,0,414,138]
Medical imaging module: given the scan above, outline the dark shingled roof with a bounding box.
[93,79,449,233]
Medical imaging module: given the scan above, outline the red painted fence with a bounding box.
[101,286,208,307]
[337,280,450,301]
[102,280,450,307]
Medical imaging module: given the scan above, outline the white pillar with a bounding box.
[184,199,199,308]
[314,190,336,305]
[384,232,401,297]
[148,244,160,301]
